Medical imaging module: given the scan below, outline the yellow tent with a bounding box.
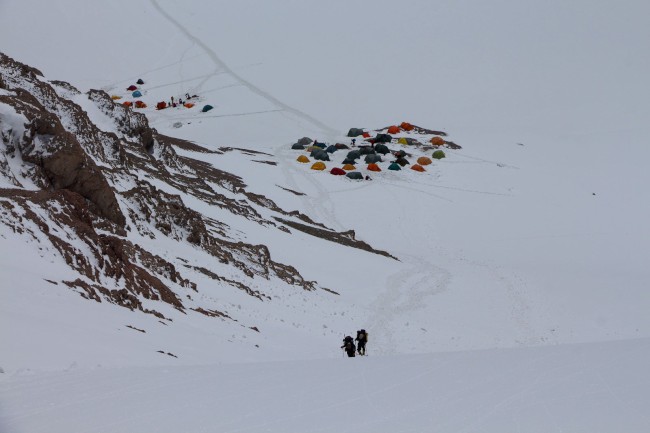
[311,161,326,170]
[398,137,408,145]
[111,95,122,100]
[342,164,356,171]
[417,156,433,166]
[297,155,310,163]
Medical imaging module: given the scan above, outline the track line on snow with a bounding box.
[149,0,337,137]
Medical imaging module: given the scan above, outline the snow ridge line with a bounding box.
[149,0,338,137]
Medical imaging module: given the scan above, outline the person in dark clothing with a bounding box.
[341,336,355,357]
[355,329,368,355]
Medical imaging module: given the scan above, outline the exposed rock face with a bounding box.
[1,52,339,323]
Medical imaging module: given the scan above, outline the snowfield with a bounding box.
[1,0,650,431]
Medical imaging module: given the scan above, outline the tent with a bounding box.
[313,141,326,149]
[291,143,305,150]
[346,171,363,180]
[400,122,414,131]
[411,164,426,172]
[367,163,381,172]
[375,134,392,143]
[297,155,310,163]
[311,150,330,161]
[330,167,346,175]
[184,103,195,108]
[311,161,326,170]
[297,137,313,146]
[136,78,145,85]
[134,100,147,109]
[398,137,408,145]
[359,147,376,156]
[126,85,137,91]
[394,150,407,158]
[417,156,433,166]
[430,136,445,146]
[374,144,390,155]
[342,164,356,171]
[362,132,371,138]
[346,150,361,160]
[432,150,446,159]
[342,157,357,165]
[132,90,142,98]
[365,154,383,163]
[307,145,322,152]
[202,105,214,112]
[156,101,167,110]
[347,128,365,137]
[388,162,401,171]
[395,157,410,166]
[122,101,133,107]
[335,143,349,150]
[326,145,337,153]
[387,125,400,134]
[111,95,122,100]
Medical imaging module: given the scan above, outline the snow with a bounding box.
[1,0,650,431]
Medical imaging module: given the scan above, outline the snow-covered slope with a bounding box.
[1,0,649,431]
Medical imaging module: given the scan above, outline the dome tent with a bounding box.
[330,167,346,175]
[297,155,310,163]
[411,164,426,172]
[432,150,446,159]
[311,161,326,170]
[417,156,433,166]
[365,154,383,163]
[367,163,381,172]
[388,162,401,171]
[346,171,364,180]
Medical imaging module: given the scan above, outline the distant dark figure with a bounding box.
[341,336,355,357]
[186,93,191,99]
[171,96,175,104]
[351,138,356,147]
[355,329,368,355]
[365,175,372,181]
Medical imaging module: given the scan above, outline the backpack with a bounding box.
[357,330,367,342]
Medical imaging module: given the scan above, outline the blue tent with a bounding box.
[202,105,214,113]
[132,90,142,98]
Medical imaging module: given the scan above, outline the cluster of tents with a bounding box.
[111,78,214,113]
[291,133,447,180]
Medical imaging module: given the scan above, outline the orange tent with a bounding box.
[367,163,381,172]
[311,161,326,170]
[362,132,371,138]
[400,122,414,131]
[430,136,445,146]
[417,156,433,166]
[184,103,195,108]
[387,125,400,134]
[156,101,167,110]
[297,155,310,163]
[122,101,133,108]
[411,164,426,172]
[342,164,356,171]
[134,101,147,109]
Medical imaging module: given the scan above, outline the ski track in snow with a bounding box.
[149,0,338,138]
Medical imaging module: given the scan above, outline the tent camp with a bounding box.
[202,105,214,113]
[311,161,326,170]
[430,136,445,146]
[330,167,346,176]
[296,155,310,163]
[132,90,142,98]
[367,163,381,172]
[346,171,363,180]
[417,156,433,166]
[411,164,426,172]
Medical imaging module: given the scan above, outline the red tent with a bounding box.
[330,167,346,175]
[126,85,138,91]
